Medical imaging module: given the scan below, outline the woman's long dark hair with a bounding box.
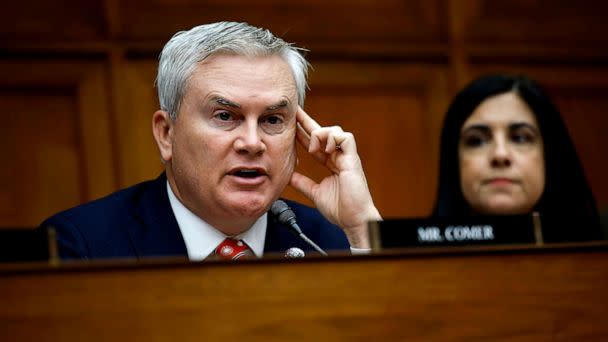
[432,74,600,242]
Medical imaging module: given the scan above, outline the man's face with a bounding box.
[160,54,298,234]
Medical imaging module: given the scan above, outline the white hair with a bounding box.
[156,21,310,120]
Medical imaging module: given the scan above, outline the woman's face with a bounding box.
[458,92,545,215]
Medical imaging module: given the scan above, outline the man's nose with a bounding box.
[490,137,511,168]
[234,120,266,155]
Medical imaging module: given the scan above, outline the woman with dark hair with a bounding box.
[433,74,600,242]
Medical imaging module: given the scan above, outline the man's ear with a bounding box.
[152,110,174,163]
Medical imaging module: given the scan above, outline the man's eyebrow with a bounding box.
[212,96,241,108]
[266,99,289,111]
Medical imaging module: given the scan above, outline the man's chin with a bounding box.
[223,194,273,218]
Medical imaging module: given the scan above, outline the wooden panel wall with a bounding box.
[0,61,115,226]
[1,0,607,227]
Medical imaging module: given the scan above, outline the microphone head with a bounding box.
[270,200,297,224]
[285,247,305,258]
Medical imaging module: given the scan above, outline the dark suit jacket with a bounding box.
[40,173,350,260]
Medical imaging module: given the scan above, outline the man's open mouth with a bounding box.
[230,169,266,178]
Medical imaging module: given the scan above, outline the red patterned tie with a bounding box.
[213,238,254,260]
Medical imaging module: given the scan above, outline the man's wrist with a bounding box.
[345,226,371,249]
[344,206,381,249]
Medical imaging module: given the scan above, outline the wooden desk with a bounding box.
[1,243,607,341]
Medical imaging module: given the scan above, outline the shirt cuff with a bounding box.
[350,247,372,255]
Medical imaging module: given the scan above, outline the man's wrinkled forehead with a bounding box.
[192,54,298,107]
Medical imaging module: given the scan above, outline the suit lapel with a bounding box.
[129,173,188,258]
[126,176,315,258]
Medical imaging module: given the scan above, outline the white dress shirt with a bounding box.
[167,182,370,258]
[167,182,267,261]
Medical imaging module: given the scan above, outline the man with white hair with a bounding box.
[41,22,381,260]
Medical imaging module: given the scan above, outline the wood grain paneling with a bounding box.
[112,60,164,188]
[456,0,608,46]
[0,61,115,226]
[1,245,607,340]
[118,0,447,56]
[0,1,107,43]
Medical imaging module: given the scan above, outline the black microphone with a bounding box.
[270,200,328,256]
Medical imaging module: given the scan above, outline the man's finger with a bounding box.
[289,171,318,201]
[297,124,331,164]
[296,123,310,149]
[326,134,348,154]
[296,106,321,135]
[334,135,346,145]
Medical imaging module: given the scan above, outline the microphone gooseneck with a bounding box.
[270,200,328,256]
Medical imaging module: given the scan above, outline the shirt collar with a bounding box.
[166,181,267,261]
